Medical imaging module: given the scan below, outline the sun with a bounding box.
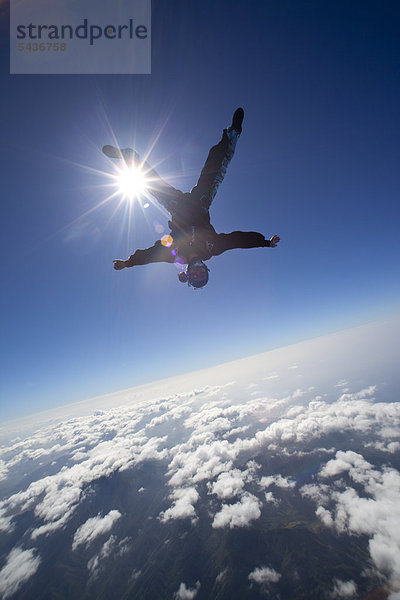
[115,164,148,201]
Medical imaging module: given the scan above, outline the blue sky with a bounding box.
[1,0,399,421]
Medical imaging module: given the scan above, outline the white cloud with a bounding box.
[248,566,281,585]
[0,460,8,482]
[315,506,334,527]
[300,483,331,505]
[31,512,72,540]
[247,383,258,389]
[319,450,373,480]
[209,463,260,500]
[370,441,400,454]
[304,450,400,594]
[330,578,357,598]
[130,569,142,582]
[72,510,122,550]
[222,425,251,439]
[0,547,40,599]
[369,534,400,590]
[265,491,279,505]
[159,487,199,523]
[87,535,131,580]
[212,493,261,529]
[259,474,295,489]
[0,507,14,534]
[209,469,246,499]
[215,569,228,583]
[87,535,116,579]
[167,439,236,488]
[173,581,200,599]
[286,405,305,418]
[335,380,350,388]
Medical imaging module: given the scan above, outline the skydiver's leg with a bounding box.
[141,160,184,214]
[190,110,243,210]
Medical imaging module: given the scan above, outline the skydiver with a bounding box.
[106,108,280,289]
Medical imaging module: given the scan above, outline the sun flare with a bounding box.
[115,165,148,201]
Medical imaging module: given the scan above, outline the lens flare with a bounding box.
[161,234,173,248]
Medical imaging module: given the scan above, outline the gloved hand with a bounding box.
[113,259,128,270]
[269,235,280,248]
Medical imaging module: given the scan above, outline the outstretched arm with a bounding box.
[212,232,280,256]
[113,241,175,270]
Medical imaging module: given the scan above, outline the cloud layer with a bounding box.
[1,320,400,598]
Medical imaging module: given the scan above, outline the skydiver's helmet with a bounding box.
[178,260,210,289]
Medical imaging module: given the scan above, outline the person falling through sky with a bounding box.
[106,108,280,289]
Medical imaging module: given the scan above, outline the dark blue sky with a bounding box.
[1,0,399,420]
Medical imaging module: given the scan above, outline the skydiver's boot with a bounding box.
[102,146,140,166]
[228,107,244,134]
[224,107,243,158]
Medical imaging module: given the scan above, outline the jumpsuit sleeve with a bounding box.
[212,232,271,256]
[126,241,176,266]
